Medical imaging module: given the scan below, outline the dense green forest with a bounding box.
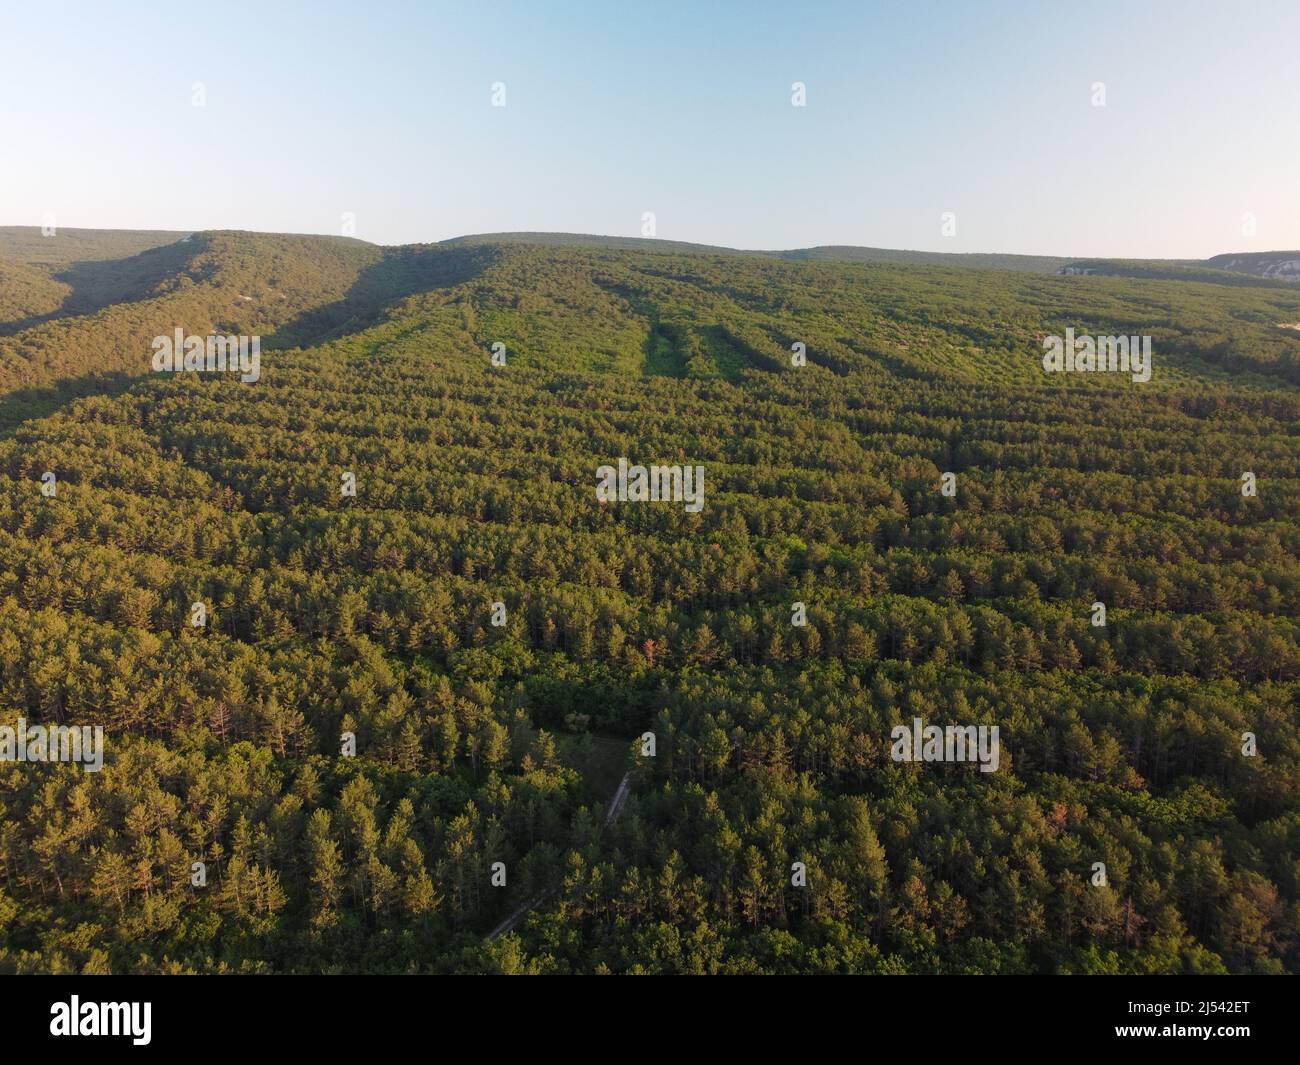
[0,229,1297,974]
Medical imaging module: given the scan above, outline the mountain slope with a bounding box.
[0,226,188,268]
[1206,252,1300,282]
[0,232,390,426]
[0,256,70,332]
[4,230,1300,438]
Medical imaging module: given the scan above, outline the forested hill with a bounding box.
[3,227,1300,411]
[445,231,1300,280]
[0,226,188,268]
[0,229,1298,974]
[444,231,1072,272]
[0,231,385,425]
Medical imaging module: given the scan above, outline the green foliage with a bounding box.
[0,232,1297,974]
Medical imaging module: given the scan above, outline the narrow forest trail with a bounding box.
[486,889,557,940]
[486,766,634,941]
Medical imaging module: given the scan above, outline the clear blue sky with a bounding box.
[2,0,1296,257]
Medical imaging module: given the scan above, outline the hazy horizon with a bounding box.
[2,223,1295,262]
